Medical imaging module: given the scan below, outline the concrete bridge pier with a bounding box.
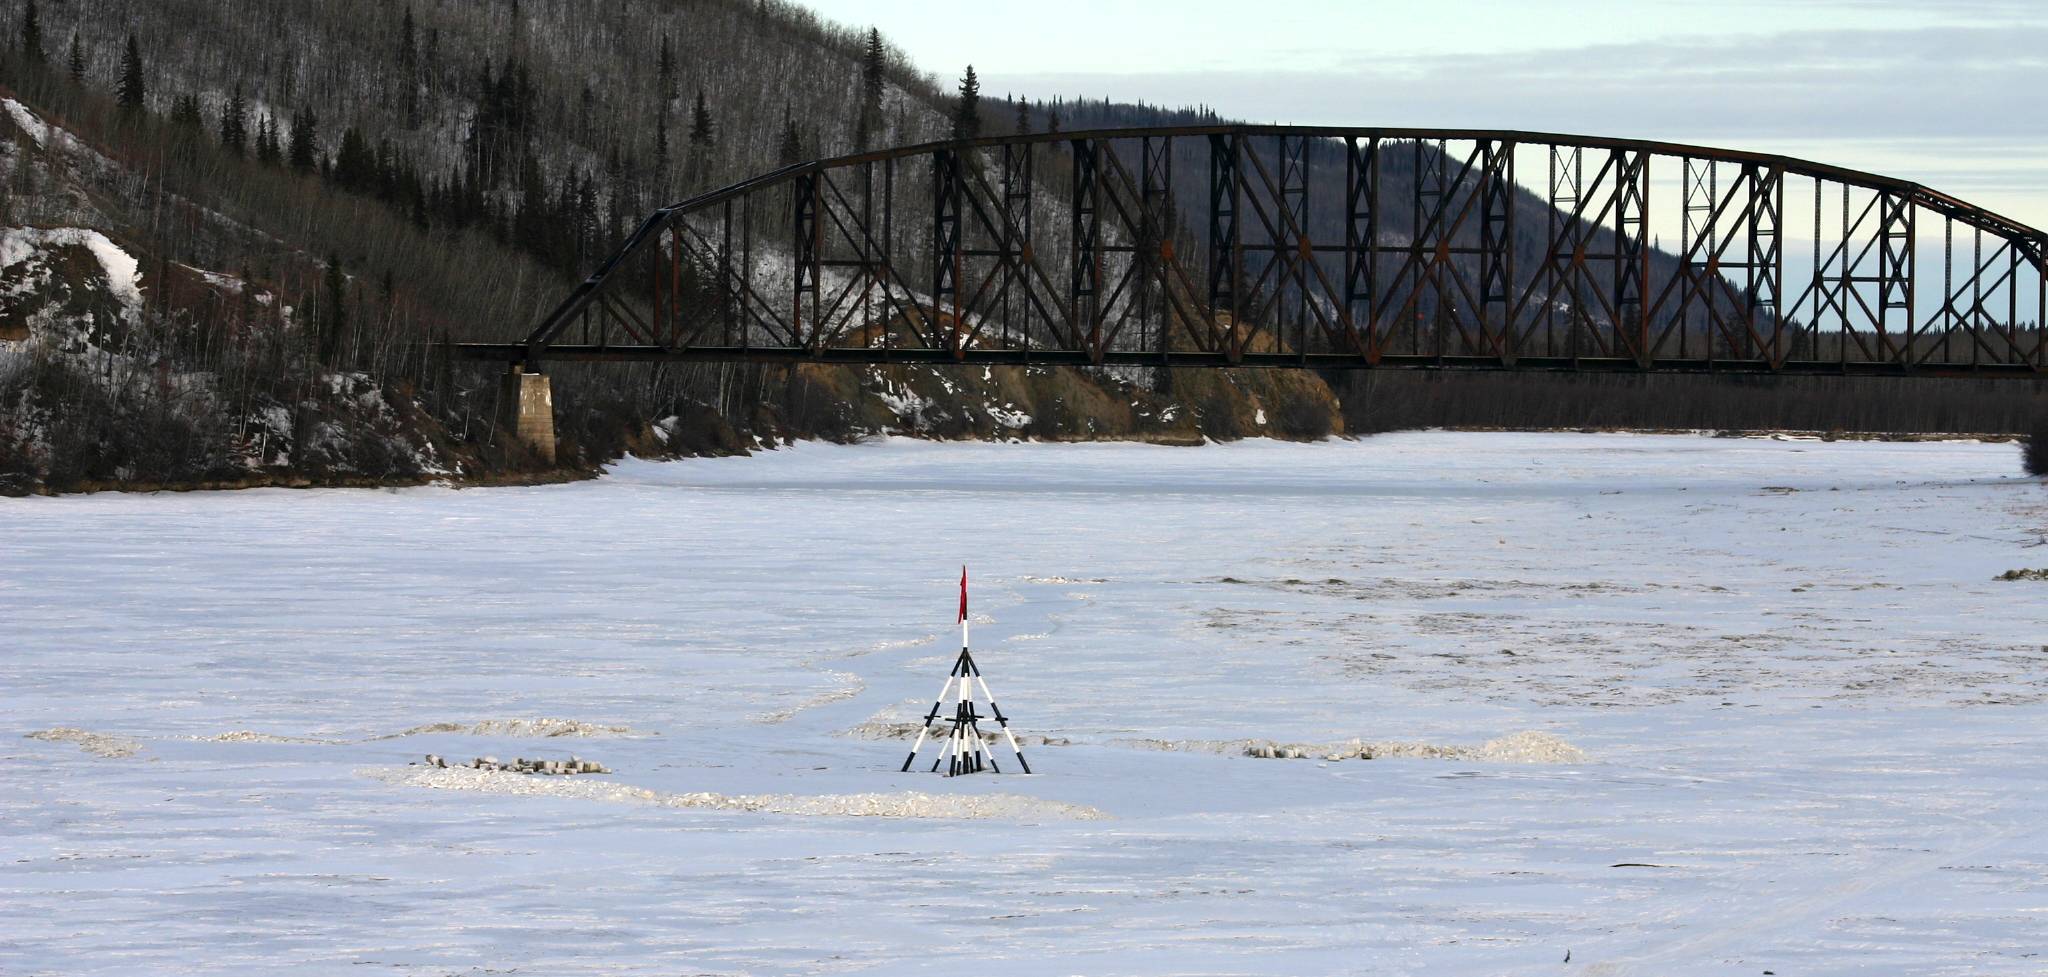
[498,365,556,464]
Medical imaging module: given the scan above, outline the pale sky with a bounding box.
[800,0,2048,229]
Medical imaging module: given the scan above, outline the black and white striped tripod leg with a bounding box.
[974,674,1033,773]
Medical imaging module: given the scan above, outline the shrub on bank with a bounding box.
[1271,395,1335,441]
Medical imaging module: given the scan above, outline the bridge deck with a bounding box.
[445,343,2044,378]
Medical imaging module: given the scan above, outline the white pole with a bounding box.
[953,685,971,773]
[968,718,998,773]
[948,707,966,776]
[924,674,958,723]
[976,674,1031,771]
[901,672,957,772]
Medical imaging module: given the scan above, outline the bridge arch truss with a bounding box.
[461,126,2048,378]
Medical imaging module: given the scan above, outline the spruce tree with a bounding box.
[652,111,669,194]
[685,89,714,190]
[424,26,439,93]
[854,27,885,150]
[398,5,418,70]
[333,125,374,192]
[255,114,282,166]
[373,138,396,201]
[116,34,145,113]
[951,65,980,140]
[555,167,582,270]
[65,31,82,83]
[19,0,42,64]
[777,104,803,167]
[398,4,419,127]
[513,152,547,259]
[657,34,677,106]
[1014,98,1030,136]
[409,179,429,231]
[220,84,248,156]
[573,173,595,264]
[169,93,202,129]
[862,28,885,94]
[687,89,714,147]
[288,107,319,172]
[319,254,347,367]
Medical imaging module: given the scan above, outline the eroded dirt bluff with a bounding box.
[762,358,1343,446]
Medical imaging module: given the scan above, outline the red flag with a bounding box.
[958,566,968,622]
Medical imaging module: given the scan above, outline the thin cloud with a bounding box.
[995,26,2047,141]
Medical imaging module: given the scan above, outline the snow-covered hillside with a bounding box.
[5,433,2045,975]
[0,85,1343,495]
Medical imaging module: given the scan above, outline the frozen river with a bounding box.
[5,433,2046,976]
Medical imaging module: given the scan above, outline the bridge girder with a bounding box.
[470,125,2048,378]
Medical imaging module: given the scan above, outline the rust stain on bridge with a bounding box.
[450,126,2048,379]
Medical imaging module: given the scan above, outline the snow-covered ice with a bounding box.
[3,432,2046,975]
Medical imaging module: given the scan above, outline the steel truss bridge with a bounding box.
[453,126,2048,378]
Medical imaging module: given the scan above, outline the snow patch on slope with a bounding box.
[0,226,144,314]
[2,99,48,146]
[985,403,1033,430]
